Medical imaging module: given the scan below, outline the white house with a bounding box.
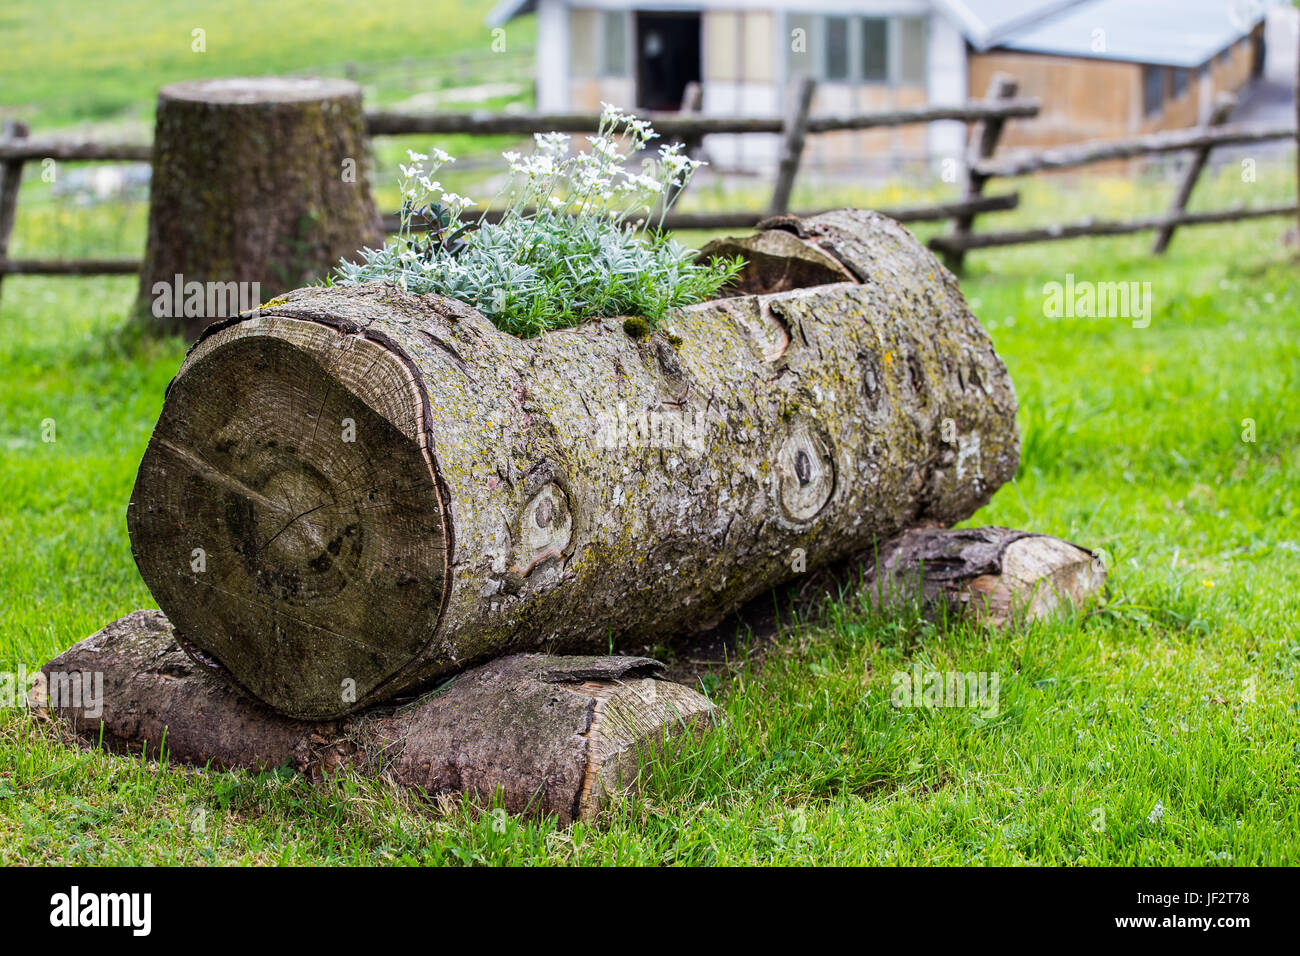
[486,0,1267,173]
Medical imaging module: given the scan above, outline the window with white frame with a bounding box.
[786,12,927,87]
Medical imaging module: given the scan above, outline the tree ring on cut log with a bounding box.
[128,319,449,718]
[775,417,835,522]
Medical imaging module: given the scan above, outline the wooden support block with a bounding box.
[864,527,1106,628]
[32,610,718,825]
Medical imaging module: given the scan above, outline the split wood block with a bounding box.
[33,610,718,826]
[864,526,1106,628]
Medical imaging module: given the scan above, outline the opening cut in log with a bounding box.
[128,209,1021,719]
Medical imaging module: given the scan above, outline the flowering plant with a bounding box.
[333,104,743,338]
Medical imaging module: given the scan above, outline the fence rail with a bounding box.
[0,140,152,163]
[970,121,1296,179]
[381,192,1020,235]
[929,202,1299,253]
[364,98,1041,138]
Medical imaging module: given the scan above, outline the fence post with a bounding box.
[942,74,1017,274]
[1152,93,1236,254]
[661,81,705,216]
[769,75,816,216]
[0,120,30,309]
[679,81,704,156]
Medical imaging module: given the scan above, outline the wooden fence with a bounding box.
[930,75,1298,270]
[0,72,1296,300]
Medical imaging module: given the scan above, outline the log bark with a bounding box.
[127,208,1021,719]
[136,77,384,340]
[862,527,1106,628]
[33,610,715,825]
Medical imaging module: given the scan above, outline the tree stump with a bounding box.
[34,610,717,825]
[127,209,1022,719]
[136,77,384,340]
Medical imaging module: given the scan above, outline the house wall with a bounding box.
[545,2,956,176]
[968,52,1139,148]
[700,9,781,170]
[968,22,1265,154]
[713,4,939,175]
[536,0,570,111]
[565,5,633,111]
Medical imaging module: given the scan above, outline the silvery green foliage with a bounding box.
[333,105,743,338]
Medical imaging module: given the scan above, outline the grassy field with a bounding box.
[0,0,532,131]
[1,161,1296,864]
[1,1,1298,865]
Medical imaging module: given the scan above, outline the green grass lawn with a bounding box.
[1,161,1296,864]
[0,0,532,131]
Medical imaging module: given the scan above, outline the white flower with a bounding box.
[600,102,631,124]
[534,132,570,155]
[625,118,658,142]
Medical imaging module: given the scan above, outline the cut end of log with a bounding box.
[39,610,718,826]
[159,76,363,106]
[127,318,450,719]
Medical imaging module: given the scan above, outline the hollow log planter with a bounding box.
[35,611,716,825]
[136,77,384,340]
[127,209,1021,719]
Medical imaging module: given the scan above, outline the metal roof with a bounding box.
[994,0,1267,67]
[930,0,1089,50]
[486,0,534,28]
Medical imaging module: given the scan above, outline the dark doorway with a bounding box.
[635,12,701,111]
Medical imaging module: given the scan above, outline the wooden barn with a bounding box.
[486,0,1268,172]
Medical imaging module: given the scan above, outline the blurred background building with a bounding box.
[487,0,1272,175]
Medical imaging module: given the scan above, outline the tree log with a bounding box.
[136,77,383,340]
[863,526,1106,628]
[33,610,716,825]
[127,209,1021,718]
